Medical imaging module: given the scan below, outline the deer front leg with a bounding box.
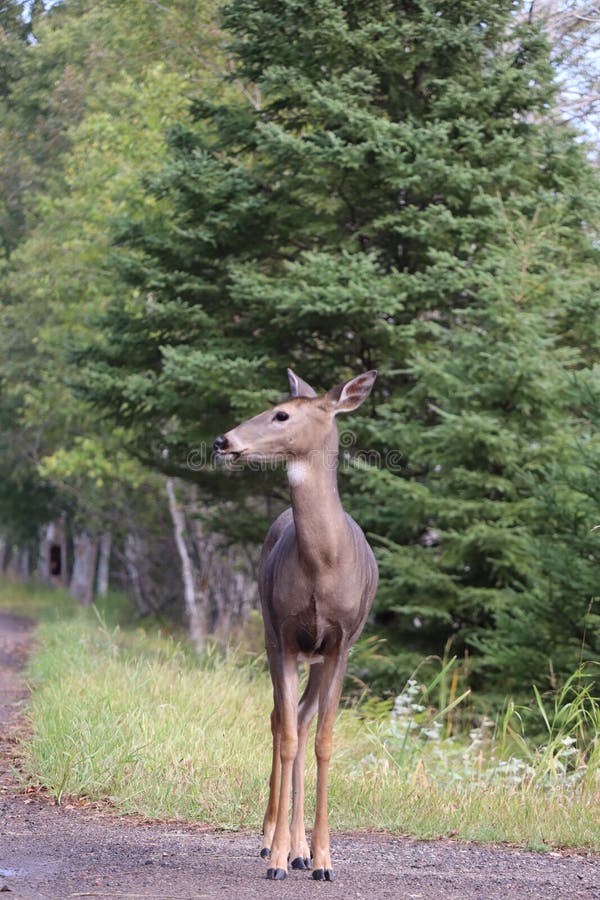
[261,706,280,859]
[266,654,298,880]
[290,663,322,870]
[311,649,349,882]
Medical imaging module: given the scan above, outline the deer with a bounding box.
[213,368,378,882]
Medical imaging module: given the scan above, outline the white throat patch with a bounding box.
[286,460,308,487]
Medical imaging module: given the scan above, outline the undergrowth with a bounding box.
[1,580,598,850]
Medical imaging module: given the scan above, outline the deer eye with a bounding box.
[274,411,289,422]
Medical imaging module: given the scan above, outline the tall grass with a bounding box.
[2,581,599,849]
[366,658,599,791]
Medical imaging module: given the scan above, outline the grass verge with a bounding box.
[2,580,598,850]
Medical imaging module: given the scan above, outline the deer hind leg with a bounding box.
[265,653,298,880]
[311,648,349,882]
[260,706,281,860]
[290,662,323,870]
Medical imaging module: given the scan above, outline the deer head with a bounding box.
[213,369,377,464]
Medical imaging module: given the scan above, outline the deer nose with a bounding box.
[213,435,229,452]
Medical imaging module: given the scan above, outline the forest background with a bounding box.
[1,0,600,710]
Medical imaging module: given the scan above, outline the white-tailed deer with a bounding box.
[213,369,378,881]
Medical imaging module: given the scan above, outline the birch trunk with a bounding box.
[59,518,69,588]
[96,532,112,597]
[37,526,49,582]
[69,533,99,606]
[166,478,205,652]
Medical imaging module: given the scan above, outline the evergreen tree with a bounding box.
[78,1,600,696]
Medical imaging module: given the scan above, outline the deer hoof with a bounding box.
[260,847,270,859]
[312,868,335,881]
[291,856,310,870]
[266,867,287,880]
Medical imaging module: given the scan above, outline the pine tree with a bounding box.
[78,1,600,696]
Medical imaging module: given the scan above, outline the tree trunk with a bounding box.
[165,481,259,643]
[6,545,27,580]
[18,545,30,580]
[123,533,155,615]
[69,532,99,605]
[38,526,49,582]
[0,534,7,572]
[166,478,205,652]
[190,518,258,639]
[38,517,67,586]
[96,532,112,597]
[4,545,33,580]
[59,516,69,588]
[6,546,17,577]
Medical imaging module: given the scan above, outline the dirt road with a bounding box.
[1,611,598,899]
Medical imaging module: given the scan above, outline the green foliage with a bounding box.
[0,389,58,542]
[73,0,600,698]
[0,0,229,538]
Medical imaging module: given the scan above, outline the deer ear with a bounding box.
[287,368,318,399]
[325,370,377,414]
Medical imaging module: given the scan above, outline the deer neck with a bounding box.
[286,425,348,571]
